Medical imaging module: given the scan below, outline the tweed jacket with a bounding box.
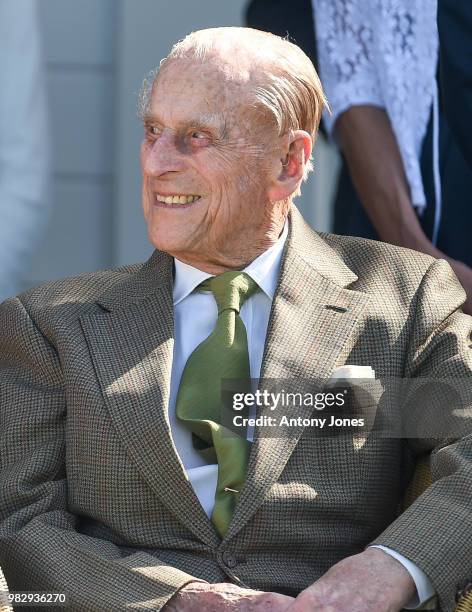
[0,206,471,612]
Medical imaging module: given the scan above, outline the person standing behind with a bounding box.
[246,0,472,315]
[0,0,50,302]
[313,0,472,314]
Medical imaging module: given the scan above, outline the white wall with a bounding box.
[27,0,117,286]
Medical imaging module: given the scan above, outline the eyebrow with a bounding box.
[143,112,227,137]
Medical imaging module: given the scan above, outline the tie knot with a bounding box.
[199,272,259,314]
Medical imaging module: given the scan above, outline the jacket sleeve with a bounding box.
[0,296,204,611]
[370,259,472,611]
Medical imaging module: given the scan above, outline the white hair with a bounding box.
[138,27,329,185]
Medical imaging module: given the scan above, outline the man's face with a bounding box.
[140,59,281,269]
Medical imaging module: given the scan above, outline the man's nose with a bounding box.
[142,131,185,175]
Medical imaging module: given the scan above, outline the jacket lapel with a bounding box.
[80,250,219,547]
[79,208,370,546]
[224,207,371,541]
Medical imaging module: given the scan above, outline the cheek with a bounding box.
[140,143,151,176]
[233,155,271,198]
[204,144,258,188]
[215,133,271,195]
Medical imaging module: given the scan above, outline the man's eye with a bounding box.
[147,126,161,136]
[189,131,212,148]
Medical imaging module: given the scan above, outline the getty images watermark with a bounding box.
[231,388,358,429]
[219,376,472,439]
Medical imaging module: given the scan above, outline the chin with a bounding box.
[147,226,188,256]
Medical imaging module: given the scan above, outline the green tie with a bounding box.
[175,271,259,537]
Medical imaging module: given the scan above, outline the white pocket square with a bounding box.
[328,366,381,448]
[329,365,376,381]
[327,365,381,397]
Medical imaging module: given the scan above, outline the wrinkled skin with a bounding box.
[141,57,310,273]
[165,582,294,612]
[286,548,416,612]
[166,549,415,611]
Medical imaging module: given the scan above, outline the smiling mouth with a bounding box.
[155,193,201,205]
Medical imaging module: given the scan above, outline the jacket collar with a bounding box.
[95,205,358,313]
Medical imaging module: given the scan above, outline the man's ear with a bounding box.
[267,130,313,202]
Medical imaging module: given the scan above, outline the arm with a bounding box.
[334,106,429,253]
[335,105,472,314]
[311,0,472,310]
[370,259,472,610]
[0,297,293,611]
[287,259,472,611]
[0,297,204,610]
[164,583,294,611]
[370,546,434,609]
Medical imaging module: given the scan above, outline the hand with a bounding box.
[164,581,294,611]
[285,548,415,612]
[449,259,472,315]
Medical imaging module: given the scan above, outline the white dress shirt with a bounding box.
[168,221,433,608]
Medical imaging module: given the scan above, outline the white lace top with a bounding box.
[312,0,439,217]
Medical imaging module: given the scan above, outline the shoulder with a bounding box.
[316,232,468,321]
[311,232,468,331]
[320,232,437,294]
[9,262,145,326]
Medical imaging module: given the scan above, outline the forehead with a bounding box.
[149,59,253,128]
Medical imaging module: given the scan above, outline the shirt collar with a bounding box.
[173,219,288,306]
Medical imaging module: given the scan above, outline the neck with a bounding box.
[173,219,287,274]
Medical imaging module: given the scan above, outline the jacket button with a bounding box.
[222,551,237,568]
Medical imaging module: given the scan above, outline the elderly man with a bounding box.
[0,27,471,612]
